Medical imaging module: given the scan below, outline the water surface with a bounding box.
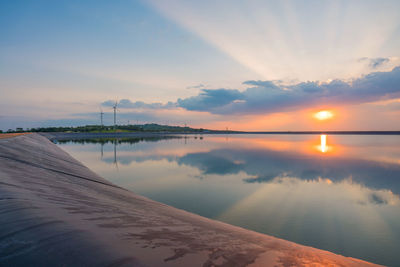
[58,134,400,266]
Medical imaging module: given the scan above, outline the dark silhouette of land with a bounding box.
[3,123,400,136]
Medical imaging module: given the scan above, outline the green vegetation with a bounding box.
[5,124,210,133]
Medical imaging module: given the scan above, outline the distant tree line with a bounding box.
[56,136,183,145]
[3,124,209,133]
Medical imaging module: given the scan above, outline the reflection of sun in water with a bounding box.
[316,134,331,153]
[314,110,334,120]
[320,135,327,153]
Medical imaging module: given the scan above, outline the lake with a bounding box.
[57,134,400,266]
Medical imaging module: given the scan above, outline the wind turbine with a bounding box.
[99,107,104,127]
[113,101,118,131]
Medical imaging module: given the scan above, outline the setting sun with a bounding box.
[314,110,334,120]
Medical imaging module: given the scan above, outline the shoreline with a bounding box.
[1,130,399,143]
[0,133,381,266]
[36,131,400,142]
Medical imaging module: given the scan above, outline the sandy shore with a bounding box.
[0,134,381,266]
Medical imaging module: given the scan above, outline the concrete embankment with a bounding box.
[0,134,381,266]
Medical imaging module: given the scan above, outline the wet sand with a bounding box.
[0,133,381,266]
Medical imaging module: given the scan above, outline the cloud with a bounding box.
[242,80,279,88]
[370,58,390,68]
[368,192,389,205]
[186,83,206,89]
[176,67,400,114]
[359,57,390,69]
[177,88,243,112]
[100,67,400,117]
[102,99,176,109]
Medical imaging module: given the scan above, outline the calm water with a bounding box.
[58,134,400,266]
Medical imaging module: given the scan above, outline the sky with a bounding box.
[1,0,400,131]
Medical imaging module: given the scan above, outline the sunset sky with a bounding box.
[1,0,400,131]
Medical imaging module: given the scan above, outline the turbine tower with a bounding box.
[113,101,118,131]
[100,107,104,127]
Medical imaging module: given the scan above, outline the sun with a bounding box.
[314,110,334,120]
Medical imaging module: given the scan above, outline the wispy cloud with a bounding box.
[186,83,206,89]
[102,99,176,109]
[148,0,400,81]
[359,57,390,69]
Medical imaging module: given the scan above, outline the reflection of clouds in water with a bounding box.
[102,143,400,196]
[216,176,399,237]
[267,176,399,206]
[102,154,176,165]
[177,153,244,175]
[90,138,400,198]
[213,175,400,266]
[178,148,400,196]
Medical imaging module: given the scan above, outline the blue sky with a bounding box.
[1,0,400,131]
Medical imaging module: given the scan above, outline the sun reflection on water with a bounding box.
[320,134,327,153]
[317,134,332,153]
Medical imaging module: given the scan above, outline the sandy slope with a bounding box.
[0,134,382,266]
